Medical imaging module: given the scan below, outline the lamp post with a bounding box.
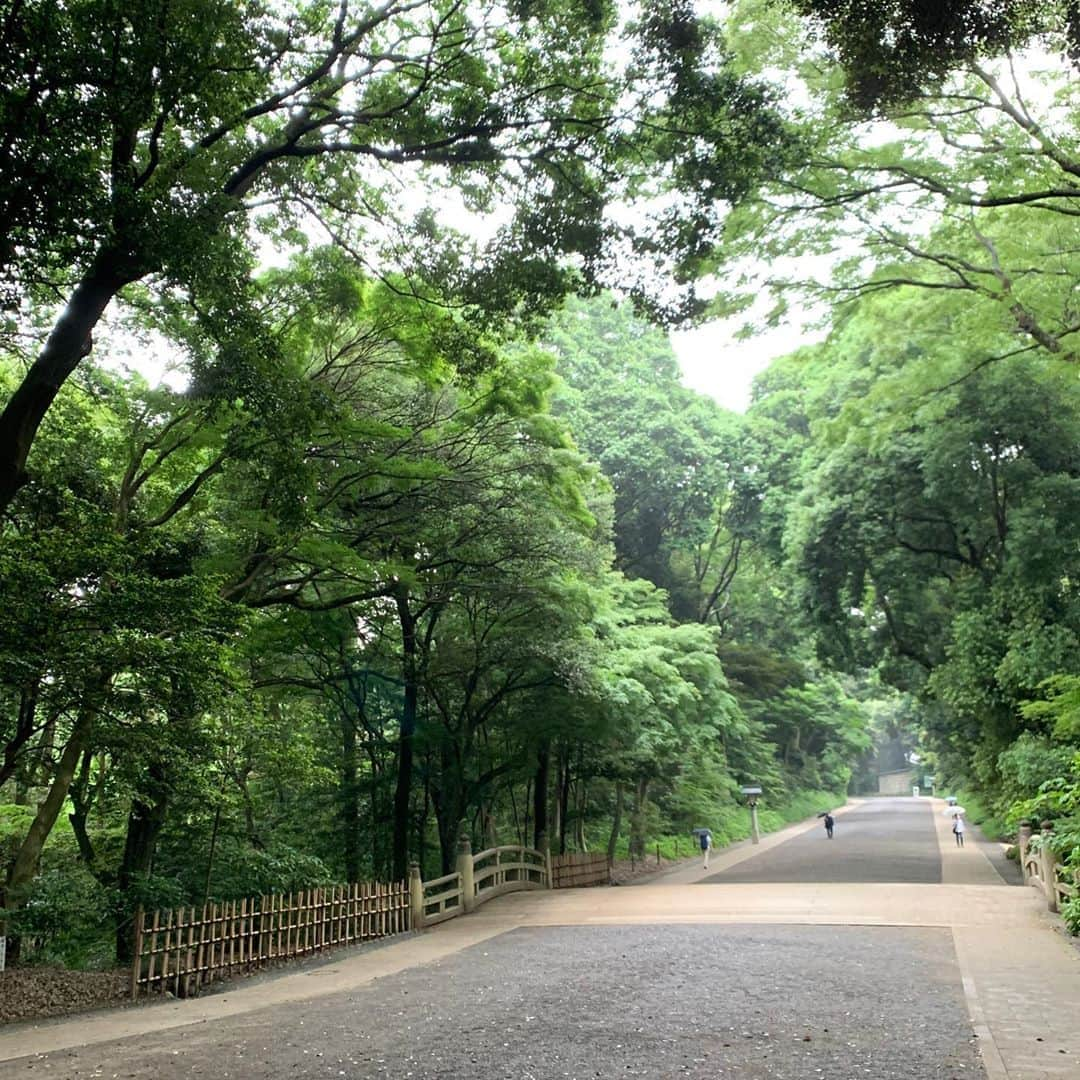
[741,785,762,845]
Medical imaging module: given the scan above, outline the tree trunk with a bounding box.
[1,681,40,789]
[115,763,169,965]
[557,751,571,855]
[203,804,221,905]
[509,779,523,845]
[574,779,588,852]
[533,742,549,850]
[419,764,431,877]
[432,738,467,875]
[237,770,262,849]
[0,261,130,512]
[341,713,360,882]
[432,791,461,876]
[628,776,650,859]
[68,749,97,870]
[4,714,92,904]
[391,589,418,880]
[607,781,624,862]
[482,803,498,850]
[368,747,390,881]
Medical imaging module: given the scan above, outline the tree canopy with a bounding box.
[0,0,793,512]
[13,0,1080,972]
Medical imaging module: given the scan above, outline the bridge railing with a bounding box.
[417,869,464,926]
[473,844,549,902]
[1018,820,1079,914]
[410,834,553,929]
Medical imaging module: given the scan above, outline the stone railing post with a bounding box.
[1039,821,1058,913]
[538,829,553,889]
[1017,820,1033,884]
[408,861,424,930]
[457,827,475,913]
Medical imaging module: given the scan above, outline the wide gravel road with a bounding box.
[2,798,997,1079]
[3,924,983,1079]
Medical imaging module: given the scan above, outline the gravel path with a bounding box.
[2,923,984,1080]
[701,798,943,885]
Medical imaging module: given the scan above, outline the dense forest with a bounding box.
[3,0,1080,969]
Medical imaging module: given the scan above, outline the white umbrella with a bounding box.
[942,805,966,817]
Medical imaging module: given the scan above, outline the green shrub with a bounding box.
[1062,896,1080,936]
[202,839,335,900]
[5,867,115,970]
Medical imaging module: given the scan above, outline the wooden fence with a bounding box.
[1018,822,1079,914]
[134,836,613,996]
[551,851,611,889]
[132,882,408,999]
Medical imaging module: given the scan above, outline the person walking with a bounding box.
[953,815,965,847]
[699,829,712,869]
[823,812,835,840]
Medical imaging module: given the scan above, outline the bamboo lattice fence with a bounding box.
[550,851,611,888]
[131,881,408,999]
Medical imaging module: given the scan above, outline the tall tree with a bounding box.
[0,0,792,513]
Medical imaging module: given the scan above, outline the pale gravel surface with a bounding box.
[1,923,984,1080]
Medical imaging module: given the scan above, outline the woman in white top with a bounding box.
[953,815,966,847]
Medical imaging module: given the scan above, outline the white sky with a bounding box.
[106,280,826,410]
[671,313,824,412]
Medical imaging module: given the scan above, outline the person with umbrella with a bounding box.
[822,811,835,839]
[943,804,967,847]
[693,828,713,869]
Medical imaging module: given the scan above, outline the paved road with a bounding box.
[701,797,943,884]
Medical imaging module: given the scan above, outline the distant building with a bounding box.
[878,767,917,796]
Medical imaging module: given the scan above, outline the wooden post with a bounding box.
[458,828,475,913]
[1039,821,1059,913]
[409,861,424,930]
[183,906,196,997]
[160,908,173,994]
[147,909,161,992]
[656,842,660,866]
[130,907,145,1000]
[194,904,208,994]
[173,907,185,998]
[207,904,217,986]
